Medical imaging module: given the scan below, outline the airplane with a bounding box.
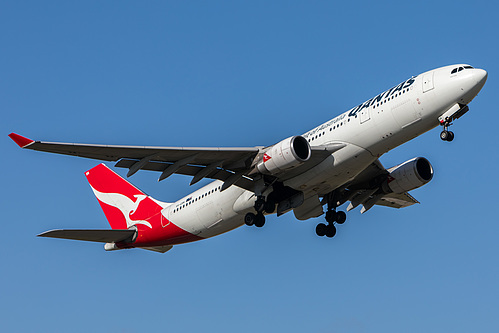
[9,64,487,253]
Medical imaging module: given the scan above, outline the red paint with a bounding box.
[8,133,35,148]
[263,153,271,162]
[85,164,202,247]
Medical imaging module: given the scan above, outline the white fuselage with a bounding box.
[162,65,487,241]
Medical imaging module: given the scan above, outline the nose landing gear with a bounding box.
[440,130,454,142]
[438,104,469,142]
[440,118,455,142]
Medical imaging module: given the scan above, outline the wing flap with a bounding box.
[38,229,136,243]
[344,160,420,212]
[114,158,255,191]
[375,192,419,209]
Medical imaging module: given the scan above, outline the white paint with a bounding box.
[165,64,487,242]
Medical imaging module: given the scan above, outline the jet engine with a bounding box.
[256,136,311,175]
[382,157,433,194]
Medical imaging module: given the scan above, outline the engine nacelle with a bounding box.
[256,136,311,175]
[382,157,433,194]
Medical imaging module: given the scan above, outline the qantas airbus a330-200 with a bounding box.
[9,64,487,253]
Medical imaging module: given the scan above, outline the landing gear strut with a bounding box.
[440,118,454,142]
[316,192,347,238]
[245,195,275,228]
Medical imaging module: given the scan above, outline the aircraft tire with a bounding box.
[325,225,337,238]
[336,211,346,224]
[447,131,454,141]
[316,223,327,236]
[254,213,265,228]
[254,198,265,213]
[244,212,256,226]
[325,210,337,223]
[440,130,449,141]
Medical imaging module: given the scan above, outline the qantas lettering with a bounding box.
[348,77,416,117]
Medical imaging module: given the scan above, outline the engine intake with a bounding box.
[256,136,311,175]
[382,157,433,194]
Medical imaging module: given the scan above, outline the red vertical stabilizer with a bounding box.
[85,164,201,246]
[85,164,165,230]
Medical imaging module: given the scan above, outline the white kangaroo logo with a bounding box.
[90,186,152,229]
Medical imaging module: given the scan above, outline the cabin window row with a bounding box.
[173,186,222,213]
[308,118,352,142]
[373,88,410,109]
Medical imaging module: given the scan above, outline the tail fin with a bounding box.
[85,164,168,230]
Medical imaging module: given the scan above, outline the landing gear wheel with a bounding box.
[325,210,337,223]
[447,131,454,141]
[244,212,256,226]
[335,211,346,224]
[440,130,455,142]
[254,198,265,213]
[440,115,456,142]
[316,223,327,237]
[325,225,337,238]
[254,213,266,228]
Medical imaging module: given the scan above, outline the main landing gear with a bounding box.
[244,212,265,228]
[316,209,346,238]
[316,192,347,238]
[244,196,275,228]
[440,118,454,142]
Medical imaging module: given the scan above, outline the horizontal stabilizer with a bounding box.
[38,229,136,243]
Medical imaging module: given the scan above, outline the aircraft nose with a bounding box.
[474,68,488,90]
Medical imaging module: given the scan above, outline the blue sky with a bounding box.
[2,1,498,332]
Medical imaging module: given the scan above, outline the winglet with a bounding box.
[8,133,35,148]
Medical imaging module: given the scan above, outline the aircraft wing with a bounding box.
[342,159,419,213]
[9,133,338,192]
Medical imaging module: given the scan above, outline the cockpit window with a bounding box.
[451,65,474,74]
